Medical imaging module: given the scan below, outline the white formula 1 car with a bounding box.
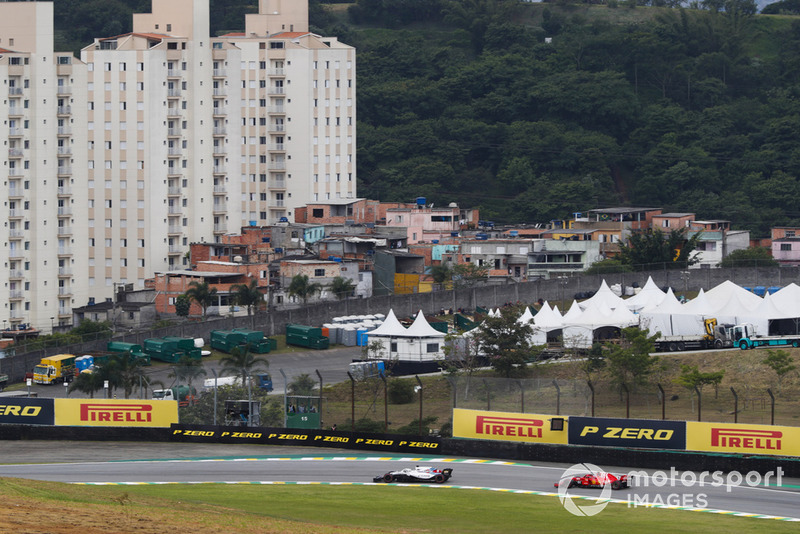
[373,465,453,484]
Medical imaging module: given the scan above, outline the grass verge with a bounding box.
[1,477,797,533]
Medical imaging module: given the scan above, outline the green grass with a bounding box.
[5,479,797,533]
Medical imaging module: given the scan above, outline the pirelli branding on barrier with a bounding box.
[170,424,441,452]
[569,416,686,449]
[0,398,55,426]
[687,421,800,456]
[54,399,178,428]
[452,408,568,444]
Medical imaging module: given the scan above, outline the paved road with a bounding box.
[0,442,798,520]
[12,345,363,399]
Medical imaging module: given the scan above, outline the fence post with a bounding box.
[587,381,595,417]
[621,384,629,419]
[482,378,490,411]
[730,386,738,424]
[767,388,775,425]
[315,369,323,428]
[694,386,702,422]
[347,371,355,432]
[380,373,388,433]
[552,380,561,416]
[657,383,665,420]
[517,380,525,413]
[415,375,423,436]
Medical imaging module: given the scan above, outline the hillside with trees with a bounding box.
[51,0,800,236]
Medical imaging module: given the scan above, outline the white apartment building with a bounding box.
[0,0,355,333]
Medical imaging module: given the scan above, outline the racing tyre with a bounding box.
[611,480,621,490]
[383,473,394,483]
[434,474,445,484]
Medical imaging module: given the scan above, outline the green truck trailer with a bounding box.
[285,324,329,350]
[106,341,151,365]
[162,337,202,360]
[231,328,277,353]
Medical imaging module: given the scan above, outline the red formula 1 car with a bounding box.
[555,471,629,490]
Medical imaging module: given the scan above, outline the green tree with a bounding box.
[452,263,489,288]
[604,327,660,390]
[174,294,191,318]
[68,371,106,398]
[70,320,113,342]
[230,278,264,316]
[168,356,207,401]
[288,274,322,305]
[674,364,725,412]
[579,343,607,382]
[219,345,269,386]
[584,259,634,275]
[429,264,453,286]
[762,350,797,393]
[185,280,218,318]
[472,307,540,378]
[329,276,356,300]
[100,352,148,399]
[719,247,778,268]
[288,373,318,396]
[617,228,702,271]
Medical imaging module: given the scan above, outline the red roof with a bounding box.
[272,32,310,39]
[219,32,246,37]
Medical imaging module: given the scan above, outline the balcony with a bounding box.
[9,229,23,238]
[8,250,23,260]
[58,308,72,317]
[58,247,72,256]
[57,207,72,216]
[58,267,72,276]
[268,162,286,170]
[57,227,72,236]
[57,167,72,176]
[167,128,181,136]
[57,126,72,136]
[9,290,23,300]
[269,68,285,76]
[58,287,72,296]
[213,127,226,136]
[57,146,72,155]
[8,148,23,158]
[268,106,285,114]
[167,69,181,77]
[168,225,182,234]
[213,146,226,155]
[213,185,227,193]
[8,107,22,117]
[9,270,24,279]
[167,89,182,97]
[9,209,23,218]
[9,128,23,136]
[10,310,23,319]
[57,105,71,115]
[269,143,285,151]
[212,107,227,116]
[168,147,182,156]
[269,200,285,208]
[57,86,72,95]
[213,224,227,233]
[8,87,22,95]
[269,87,285,95]
[269,123,285,132]
[269,179,286,189]
[168,186,181,195]
[168,246,182,254]
[213,69,226,77]
[167,107,181,117]
[58,186,72,196]
[8,188,22,198]
[213,88,227,96]
[168,206,182,214]
[212,203,227,213]
[213,166,226,174]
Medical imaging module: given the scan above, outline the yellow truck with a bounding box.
[33,354,76,384]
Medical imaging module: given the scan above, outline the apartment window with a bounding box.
[104,62,111,71]
[781,243,792,251]
[314,269,325,277]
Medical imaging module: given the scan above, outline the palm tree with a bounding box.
[100,352,148,399]
[329,276,356,300]
[231,278,264,316]
[185,280,218,318]
[219,345,269,386]
[68,371,105,398]
[288,274,322,305]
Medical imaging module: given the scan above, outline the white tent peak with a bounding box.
[405,310,445,337]
[367,309,407,336]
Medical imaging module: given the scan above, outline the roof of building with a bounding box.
[272,32,313,39]
[655,212,694,218]
[153,270,241,278]
[588,207,660,214]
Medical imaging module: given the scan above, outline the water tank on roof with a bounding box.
[249,220,257,226]
[233,256,243,263]
[432,240,439,244]
[416,197,426,206]
[510,230,519,237]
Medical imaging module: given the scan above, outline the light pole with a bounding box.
[50,316,55,333]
